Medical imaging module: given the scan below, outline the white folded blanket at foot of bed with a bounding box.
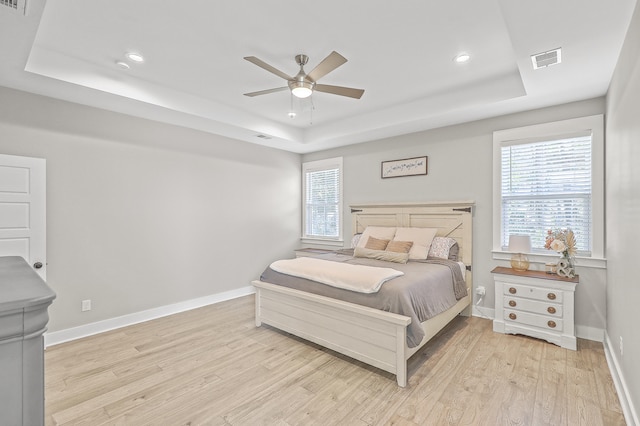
[269,257,404,293]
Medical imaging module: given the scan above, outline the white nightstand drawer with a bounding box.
[504,309,564,332]
[503,297,563,317]
[503,282,563,303]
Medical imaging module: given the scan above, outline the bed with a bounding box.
[252,201,474,387]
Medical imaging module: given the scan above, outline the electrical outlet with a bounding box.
[620,336,624,356]
[81,299,92,312]
[475,286,486,296]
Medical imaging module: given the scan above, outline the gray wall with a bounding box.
[303,98,607,334]
[606,0,640,419]
[0,87,301,332]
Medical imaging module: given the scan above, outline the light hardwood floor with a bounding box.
[45,295,625,425]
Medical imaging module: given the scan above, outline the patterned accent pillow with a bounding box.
[364,236,390,251]
[385,240,413,254]
[351,233,362,248]
[428,237,457,259]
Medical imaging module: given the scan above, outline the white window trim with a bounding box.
[492,115,605,269]
[302,157,344,243]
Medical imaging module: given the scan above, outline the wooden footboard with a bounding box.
[253,280,412,386]
[253,280,471,387]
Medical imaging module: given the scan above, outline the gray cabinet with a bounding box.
[0,256,56,426]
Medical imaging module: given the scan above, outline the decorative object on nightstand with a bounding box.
[492,266,578,350]
[544,262,557,274]
[508,234,531,271]
[544,228,577,278]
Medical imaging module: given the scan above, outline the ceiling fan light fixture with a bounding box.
[292,87,312,98]
[290,80,314,98]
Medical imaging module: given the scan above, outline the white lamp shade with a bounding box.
[508,235,531,253]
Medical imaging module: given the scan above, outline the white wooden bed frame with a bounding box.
[252,201,474,387]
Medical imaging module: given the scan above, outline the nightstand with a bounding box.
[492,266,578,350]
[294,248,335,258]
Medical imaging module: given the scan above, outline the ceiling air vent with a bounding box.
[531,48,562,70]
[0,0,26,15]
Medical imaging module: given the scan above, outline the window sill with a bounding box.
[300,237,344,248]
[492,250,607,269]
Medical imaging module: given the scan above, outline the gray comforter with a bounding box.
[260,251,467,348]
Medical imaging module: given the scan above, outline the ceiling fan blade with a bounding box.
[244,56,293,81]
[314,84,365,99]
[306,51,347,82]
[243,87,289,97]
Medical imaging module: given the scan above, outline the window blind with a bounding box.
[304,163,340,238]
[501,135,592,254]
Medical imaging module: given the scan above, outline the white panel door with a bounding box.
[0,154,46,280]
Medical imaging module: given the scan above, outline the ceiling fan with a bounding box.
[243,51,365,100]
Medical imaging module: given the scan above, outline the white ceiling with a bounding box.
[0,0,636,153]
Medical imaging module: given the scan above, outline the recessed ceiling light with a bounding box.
[454,53,471,63]
[116,61,130,70]
[126,52,144,63]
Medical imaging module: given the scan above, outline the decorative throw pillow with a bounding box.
[448,242,460,261]
[385,240,413,254]
[364,236,390,251]
[392,227,438,260]
[351,233,362,248]
[428,236,457,259]
[356,226,397,249]
[353,247,410,264]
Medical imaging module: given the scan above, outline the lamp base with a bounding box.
[510,254,530,271]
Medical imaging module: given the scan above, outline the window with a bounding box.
[493,115,604,262]
[501,135,592,254]
[302,157,343,241]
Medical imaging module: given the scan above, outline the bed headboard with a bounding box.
[350,201,474,284]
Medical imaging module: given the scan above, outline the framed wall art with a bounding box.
[381,156,428,178]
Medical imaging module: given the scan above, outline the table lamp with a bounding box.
[508,235,532,271]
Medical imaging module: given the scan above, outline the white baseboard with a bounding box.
[576,325,604,342]
[604,332,639,426]
[44,286,255,348]
[472,305,495,320]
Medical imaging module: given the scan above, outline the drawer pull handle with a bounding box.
[509,287,517,294]
[548,320,557,328]
[509,313,517,320]
[547,293,557,300]
[508,300,516,307]
[547,306,556,314]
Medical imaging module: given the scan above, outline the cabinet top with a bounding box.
[0,256,56,311]
[491,266,579,283]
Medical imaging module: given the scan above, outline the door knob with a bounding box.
[33,262,43,269]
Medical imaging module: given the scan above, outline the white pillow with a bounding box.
[393,227,438,260]
[356,226,397,249]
